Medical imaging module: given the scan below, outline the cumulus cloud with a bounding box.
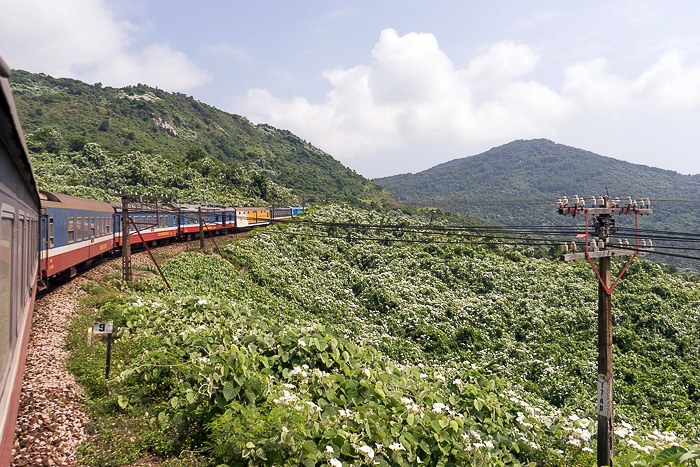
[235,29,572,164]
[0,0,210,91]
[563,50,700,114]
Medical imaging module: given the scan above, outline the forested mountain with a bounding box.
[376,139,700,272]
[9,70,394,206]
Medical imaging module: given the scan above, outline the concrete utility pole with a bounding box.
[198,206,205,249]
[597,248,613,466]
[121,196,132,283]
[557,194,652,466]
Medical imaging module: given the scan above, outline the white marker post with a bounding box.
[93,321,114,379]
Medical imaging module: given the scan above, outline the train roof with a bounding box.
[0,57,40,210]
[39,190,114,213]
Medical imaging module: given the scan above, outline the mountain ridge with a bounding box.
[375,138,700,272]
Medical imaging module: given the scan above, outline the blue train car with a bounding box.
[0,58,41,466]
[39,191,114,279]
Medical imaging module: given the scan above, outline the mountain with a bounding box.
[375,139,700,272]
[9,70,394,206]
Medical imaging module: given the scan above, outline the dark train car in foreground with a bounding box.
[0,58,41,466]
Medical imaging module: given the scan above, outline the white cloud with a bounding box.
[563,50,700,114]
[463,41,540,90]
[0,0,210,91]
[84,43,212,90]
[234,29,571,166]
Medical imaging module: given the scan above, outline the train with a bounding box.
[0,57,304,466]
[38,192,303,286]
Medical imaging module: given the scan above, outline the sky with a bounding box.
[3,1,700,179]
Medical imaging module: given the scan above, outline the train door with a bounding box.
[1,207,15,380]
[39,214,49,279]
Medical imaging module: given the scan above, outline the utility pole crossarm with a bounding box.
[562,248,654,262]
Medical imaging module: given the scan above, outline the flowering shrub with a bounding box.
[80,205,700,465]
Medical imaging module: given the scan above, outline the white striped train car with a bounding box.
[39,190,115,281]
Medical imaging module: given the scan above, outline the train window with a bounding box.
[25,218,32,295]
[83,217,89,239]
[49,217,54,248]
[106,217,111,235]
[147,216,152,228]
[1,214,14,373]
[68,217,75,243]
[76,217,82,241]
[19,216,25,310]
[90,218,95,239]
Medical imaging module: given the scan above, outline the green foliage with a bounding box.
[66,205,700,466]
[28,140,291,205]
[223,206,700,434]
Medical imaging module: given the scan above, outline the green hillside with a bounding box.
[9,70,394,206]
[375,139,700,272]
[70,205,700,466]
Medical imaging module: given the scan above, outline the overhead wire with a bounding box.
[280,218,700,263]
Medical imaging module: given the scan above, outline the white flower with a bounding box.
[329,458,342,467]
[325,445,334,453]
[453,378,462,385]
[484,440,494,449]
[359,445,375,458]
[298,339,306,347]
[197,298,208,305]
[432,402,447,413]
[363,368,371,378]
[435,374,446,382]
[388,442,406,451]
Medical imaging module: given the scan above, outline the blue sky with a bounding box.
[3,1,700,178]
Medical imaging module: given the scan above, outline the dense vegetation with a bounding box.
[375,139,700,272]
[70,206,700,466]
[10,70,394,206]
[29,140,291,205]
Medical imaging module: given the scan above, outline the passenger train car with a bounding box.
[39,196,305,283]
[0,56,305,465]
[0,58,41,466]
